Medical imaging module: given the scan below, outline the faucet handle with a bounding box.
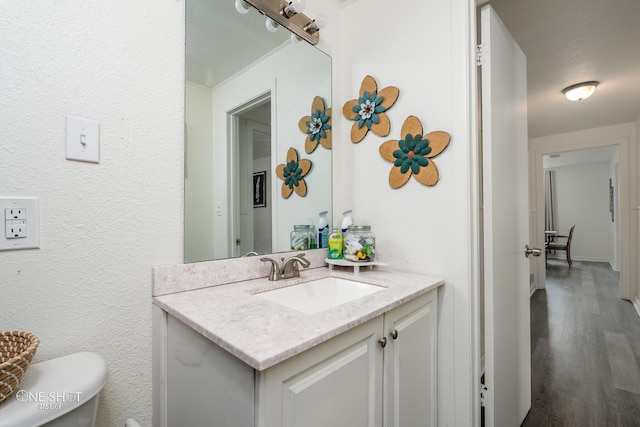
[260,257,280,281]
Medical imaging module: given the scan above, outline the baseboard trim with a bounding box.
[546,255,609,263]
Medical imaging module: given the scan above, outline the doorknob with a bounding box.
[525,244,542,257]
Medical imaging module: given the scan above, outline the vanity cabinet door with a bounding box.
[261,316,384,427]
[383,291,438,427]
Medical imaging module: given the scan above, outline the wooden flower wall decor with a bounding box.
[379,116,451,188]
[275,147,312,198]
[298,96,332,154]
[342,75,399,143]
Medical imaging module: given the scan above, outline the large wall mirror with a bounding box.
[185,0,332,262]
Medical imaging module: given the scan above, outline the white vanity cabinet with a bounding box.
[160,289,437,427]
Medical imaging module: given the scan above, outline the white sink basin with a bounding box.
[254,277,386,314]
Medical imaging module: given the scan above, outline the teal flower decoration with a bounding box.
[275,148,312,198]
[283,159,302,187]
[342,75,399,143]
[393,134,432,174]
[354,90,386,129]
[380,116,451,188]
[309,109,330,141]
[299,96,332,154]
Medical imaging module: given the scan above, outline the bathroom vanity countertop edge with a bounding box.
[153,268,443,371]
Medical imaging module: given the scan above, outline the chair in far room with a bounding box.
[546,224,575,267]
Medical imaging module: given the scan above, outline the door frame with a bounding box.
[530,134,637,300]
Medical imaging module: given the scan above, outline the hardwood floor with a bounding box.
[522,260,640,426]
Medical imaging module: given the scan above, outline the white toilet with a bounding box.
[0,352,108,427]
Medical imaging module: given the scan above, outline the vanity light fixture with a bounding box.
[238,0,328,45]
[562,81,599,101]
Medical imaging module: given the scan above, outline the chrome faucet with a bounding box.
[280,254,311,279]
[260,253,310,281]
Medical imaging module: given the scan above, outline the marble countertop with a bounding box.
[153,267,444,371]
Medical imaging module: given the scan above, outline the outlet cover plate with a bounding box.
[66,116,100,163]
[0,197,40,251]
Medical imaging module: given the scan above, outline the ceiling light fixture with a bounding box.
[562,81,599,101]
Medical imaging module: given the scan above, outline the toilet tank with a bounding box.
[0,352,108,427]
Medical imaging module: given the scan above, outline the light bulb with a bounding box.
[282,0,306,18]
[289,0,306,14]
[305,13,328,34]
[266,18,279,32]
[235,0,250,14]
[314,13,328,29]
[290,33,302,43]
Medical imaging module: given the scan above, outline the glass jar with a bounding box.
[343,225,375,262]
[290,225,315,250]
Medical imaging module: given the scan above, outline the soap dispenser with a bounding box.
[317,211,329,248]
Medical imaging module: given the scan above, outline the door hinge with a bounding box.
[480,384,488,407]
[476,44,486,66]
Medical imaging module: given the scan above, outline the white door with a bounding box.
[480,4,532,426]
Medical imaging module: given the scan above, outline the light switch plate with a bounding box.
[0,197,40,251]
[66,116,100,163]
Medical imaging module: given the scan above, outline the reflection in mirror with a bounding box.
[185,0,332,263]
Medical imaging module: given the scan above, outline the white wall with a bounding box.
[185,82,214,262]
[546,162,614,263]
[0,2,184,426]
[333,0,475,424]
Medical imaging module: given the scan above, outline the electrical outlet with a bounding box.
[6,223,27,238]
[0,197,39,251]
[5,208,26,220]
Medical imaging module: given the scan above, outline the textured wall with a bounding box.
[334,0,474,424]
[0,2,184,426]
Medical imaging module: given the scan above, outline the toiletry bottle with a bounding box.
[308,218,317,249]
[317,211,329,248]
[327,227,343,259]
[341,210,353,233]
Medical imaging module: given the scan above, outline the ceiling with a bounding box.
[186,0,288,88]
[487,0,640,139]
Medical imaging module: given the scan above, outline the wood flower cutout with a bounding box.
[275,147,312,198]
[379,116,451,188]
[342,75,399,143]
[298,96,332,154]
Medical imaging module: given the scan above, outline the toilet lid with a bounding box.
[0,352,108,427]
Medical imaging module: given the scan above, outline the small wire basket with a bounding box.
[0,331,40,404]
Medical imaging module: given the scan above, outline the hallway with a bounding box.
[523,260,640,426]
